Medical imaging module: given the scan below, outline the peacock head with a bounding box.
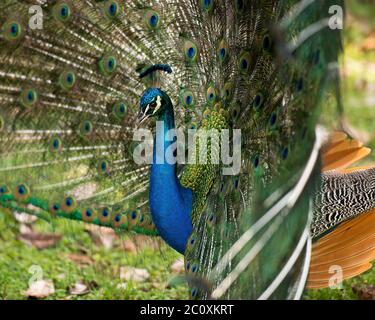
[137,64,173,124]
[138,88,172,124]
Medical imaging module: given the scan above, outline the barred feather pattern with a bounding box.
[312,168,375,239]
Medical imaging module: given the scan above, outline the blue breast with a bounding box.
[148,106,193,254]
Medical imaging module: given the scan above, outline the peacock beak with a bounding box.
[136,109,152,128]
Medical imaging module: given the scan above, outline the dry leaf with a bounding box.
[121,239,137,254]
[19,223,33,234]
[170,258,185,274]
[131,234,163,251]
[120,267,150,283]
[68,253,94,266]
[24,280,55,299]
[69,282,89,296]
[18,231,62,250]
[353,285,375,300]
[85,225,118,249]
[68,280,98,296]
[13,211,38,224]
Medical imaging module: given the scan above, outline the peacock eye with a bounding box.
[201,0,214,13]
[104,1,120,19]
[145,10,160,29]
[99,54,117,76]
[53,2,72,23]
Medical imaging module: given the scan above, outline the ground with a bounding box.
[0,0,374,300]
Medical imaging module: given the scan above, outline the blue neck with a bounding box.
[149,104,193,254]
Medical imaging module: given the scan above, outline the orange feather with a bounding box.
[307,132,375,289]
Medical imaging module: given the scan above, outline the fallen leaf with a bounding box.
[24,280,55,299]
[85,225,118,249]
[69,282,89,296]
[353,285,375,300]
[121,239,137,254]
[13,210,38,224]
[68,280,97,296]
[131,234,163,251]
[68,253,94,266]
[120,267,150,283]
[19,223,33,234]
[18,231,62,250]
[170,258,185,274]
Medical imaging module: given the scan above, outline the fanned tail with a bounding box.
[181,0,344,299]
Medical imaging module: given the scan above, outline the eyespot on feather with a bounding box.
[82,208,97,223]
[2,20,23,41]
[111,212,128,228]
[19,89,38,108]
[97,159,111,175]
[112,101,127,119]
[128,209,141,228]
[79,120,94,137]
[253,92,265,110]
[184,40,199,63]
[200,0,214,13]
[49,137,63,153]
[222,82,233,101]
[238,51,252,74]
[144,10,160,29]
[61,196,77,213]
[180,89,195,107]
[52,2,72,23]
[99,207,112,224]
[59,70,76,90]
[0,184,11,196]
[217,40,229,63]
[99,54,118,76]
[13,184,30,201]
[48,202,60,216]
[104,1,120,19]
[206,86,218,104]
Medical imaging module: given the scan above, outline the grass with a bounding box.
[0,1,374,300]
[0,209,188,300]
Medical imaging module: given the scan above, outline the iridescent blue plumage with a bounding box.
[139,83,193,254]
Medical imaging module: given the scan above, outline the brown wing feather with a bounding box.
[307,210,375,289]
[308,134,375,289]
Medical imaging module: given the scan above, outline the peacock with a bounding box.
[0,0,374,300]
